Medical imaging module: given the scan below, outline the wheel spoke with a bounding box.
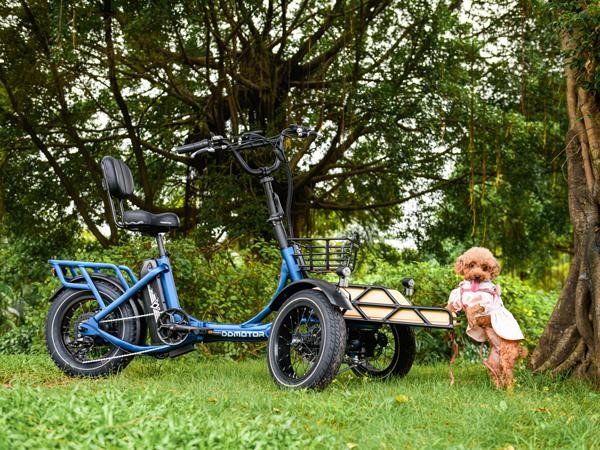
[273,302,324,379]
[268,292,347,389]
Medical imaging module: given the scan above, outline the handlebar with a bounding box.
[174,125,317,176]
[175,139,210,154]
[175,135,229,154]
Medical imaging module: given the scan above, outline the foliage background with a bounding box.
[0,237,554,362]
[0,0,568,360]
[0,0,570,272]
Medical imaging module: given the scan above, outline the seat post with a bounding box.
[156,234,167,257]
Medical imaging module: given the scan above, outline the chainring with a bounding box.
[156,308,191,345]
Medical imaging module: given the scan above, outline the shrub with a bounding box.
[0,237,280,357]
[0,237,557,363]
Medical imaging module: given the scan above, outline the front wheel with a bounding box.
[267,290,347,390]
[350,324,415,379]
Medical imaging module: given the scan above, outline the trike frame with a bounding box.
[49,245,307,356]
[46,125,454,388]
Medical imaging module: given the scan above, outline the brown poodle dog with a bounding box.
[447,247,527,389]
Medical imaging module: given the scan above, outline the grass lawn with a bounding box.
[0,353,598,449]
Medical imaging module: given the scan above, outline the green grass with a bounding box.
[0,354,598,450]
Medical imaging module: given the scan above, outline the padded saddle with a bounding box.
[101,156,180,235]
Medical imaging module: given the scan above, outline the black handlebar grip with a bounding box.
[175,139,210,154]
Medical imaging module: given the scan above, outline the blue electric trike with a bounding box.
[45,125,453,390]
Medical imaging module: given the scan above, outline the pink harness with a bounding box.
[457,280,502,316]
[459,280,498,302]
[448,280,524,342]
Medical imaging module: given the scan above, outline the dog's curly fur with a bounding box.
[454,247,527,389]
[454,247,500,283]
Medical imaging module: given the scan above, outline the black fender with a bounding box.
[271,279,353,312]
[48,272,147,345]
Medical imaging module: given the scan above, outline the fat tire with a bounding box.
[351,324,415,379]
[268,290,346,390]
[45,281,138,377]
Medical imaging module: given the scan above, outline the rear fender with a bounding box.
[48,272,147,344]
[271,279,352,312]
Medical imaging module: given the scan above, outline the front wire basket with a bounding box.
[289,237,358,274]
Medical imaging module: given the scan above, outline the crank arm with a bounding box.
[161,323,212,335]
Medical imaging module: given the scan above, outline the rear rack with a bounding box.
[289,237,358,274]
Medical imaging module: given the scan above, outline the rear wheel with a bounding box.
[350,324,415,379]
[45,281,138,377]
[268,290,346,390]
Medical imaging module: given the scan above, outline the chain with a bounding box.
[99,312,155,323]
[81,345,163,364]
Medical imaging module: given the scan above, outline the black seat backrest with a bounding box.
[101,156,134,199]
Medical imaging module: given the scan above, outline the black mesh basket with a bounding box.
[289,237,358,274]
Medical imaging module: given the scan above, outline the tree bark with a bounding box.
[530,28,600,384]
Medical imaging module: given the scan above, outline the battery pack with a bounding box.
[140,259,168,344]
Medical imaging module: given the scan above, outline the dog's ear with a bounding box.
[490,259,501,278]
[454,256,464,276]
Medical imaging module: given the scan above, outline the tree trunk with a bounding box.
[529,30,600,384]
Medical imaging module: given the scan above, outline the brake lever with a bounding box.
[283,125,316,139]
[209,135,233,152]
[190,147,215,158]
[295,126,307,137]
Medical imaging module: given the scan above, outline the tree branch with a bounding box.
[295,121,367,192]
[103,0,154,206]
[311,176,465,211]
[0,80,115,246]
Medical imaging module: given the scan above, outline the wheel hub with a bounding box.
[74,312,95,338]
[291,329,320,365]
[372,330,388,357]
